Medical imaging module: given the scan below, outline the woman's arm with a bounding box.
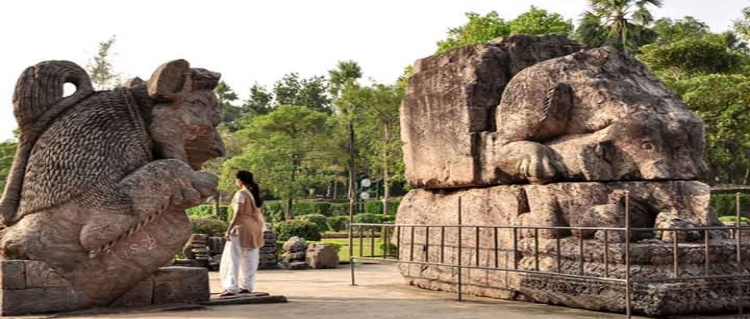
[225,192,247,239]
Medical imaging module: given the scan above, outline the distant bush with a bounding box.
[190,218,228,236]
[326,216,350,232]
[330,203,350,216]
[264,202,286,222]
[364,200,400,215]
[710,194,750,217]
[186,205,233,222]
[274,220,321,241]
[299,213,328,231]
[718,216,750,223]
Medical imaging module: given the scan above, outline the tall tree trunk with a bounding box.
[348,121,356,218]
[285,157,298,220]
[382,123,390,215]
[333,180,338,199]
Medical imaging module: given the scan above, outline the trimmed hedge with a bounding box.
[326,216,349,231]
[330,203,350,216]
[299,213,328,231]
[710,194,750,217]
[274,220,321,241]
[186,205,233,222]
[364,200,400,215]
[190,218,228,236]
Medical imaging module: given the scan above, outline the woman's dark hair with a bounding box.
[236,170,263,207]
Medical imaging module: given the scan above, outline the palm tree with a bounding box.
[328,60,363,97]
[328,60,363,219]
[577,0,662,54]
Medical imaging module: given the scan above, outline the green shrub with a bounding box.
[300,213,328,231]
[710,194,750,217]
[330,203,350,216]
[264,202,286,222]
[326,216,350,232]
[274,220,321,241]
[364,200,400,215]
[187,205,234,222]
[190,218,228,236]
[293,202,333,216]
[718,216,750,223]
[354,213,384,224]
[380,214,396,223]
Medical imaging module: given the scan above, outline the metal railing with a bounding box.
[348,192,750,318]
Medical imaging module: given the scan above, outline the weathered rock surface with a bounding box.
[402,36,706,189]
[0,59,224,311]
[306,243,339,269]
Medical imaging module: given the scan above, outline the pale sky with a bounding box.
[0,0,747,140]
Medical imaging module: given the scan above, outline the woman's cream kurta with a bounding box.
[230,189,265,249]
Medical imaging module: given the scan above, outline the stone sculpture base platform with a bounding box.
[397,181,750,316]
[0,261,210,316]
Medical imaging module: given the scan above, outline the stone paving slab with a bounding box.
[24,264,746,319]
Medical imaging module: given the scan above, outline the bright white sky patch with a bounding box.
[0,0,746,140]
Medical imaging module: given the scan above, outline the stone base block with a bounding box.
[153,266,210,304]
[0,261,211,316]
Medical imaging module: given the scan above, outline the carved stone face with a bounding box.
[180,87,225,169]
[144,61,225,170]
[604,112,707,180]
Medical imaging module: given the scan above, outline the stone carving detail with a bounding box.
[397,35,748,316]
[0,59,224,309]
[401,35,706,189]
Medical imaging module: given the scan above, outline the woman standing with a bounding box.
[219,170,266,297]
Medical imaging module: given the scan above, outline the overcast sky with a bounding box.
[0,0,747,140]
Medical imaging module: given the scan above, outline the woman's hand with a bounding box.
[224,233,231,241]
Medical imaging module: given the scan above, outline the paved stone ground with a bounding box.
[60,263,740,319]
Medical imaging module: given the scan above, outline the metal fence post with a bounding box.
[457,196,463,302]
[625,190,632,319]
[737,192,744,316]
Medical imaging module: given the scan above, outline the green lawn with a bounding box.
[319,237,396,261]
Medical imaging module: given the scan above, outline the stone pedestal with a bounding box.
[396,181,750,316]
[0,261,210,316]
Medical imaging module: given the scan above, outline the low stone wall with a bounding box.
[0,261,209,316]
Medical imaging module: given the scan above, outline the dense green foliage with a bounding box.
[436,6,574,53]
[186,205,233,222]
[299,213,328,231]
[574,0,661,53]
[0,141,16,192]
[364,200,400,215]
[710,194,750,217]
[326,216,349,232]
[190,218,228,236]
[274,220,321,241]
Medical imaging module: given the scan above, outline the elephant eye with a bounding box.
[641,142,653,150]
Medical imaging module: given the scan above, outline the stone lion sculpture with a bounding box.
[0,59,224,307]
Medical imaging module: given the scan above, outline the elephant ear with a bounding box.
[146,59,192,102]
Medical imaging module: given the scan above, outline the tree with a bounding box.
[652,16,711,44]
[328,60,363,96]
[575,0,662,53]
[241,84,274,116]
[734,7,750,41]
[224,106,332,220]
[87,35,121,90]
[436,11,510,53]
[671,74,750,183]
[273,73,331,114]
[638,35,744,81]
[341,84,404,214]
[509,6,574,36]
[215,81,244,131]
